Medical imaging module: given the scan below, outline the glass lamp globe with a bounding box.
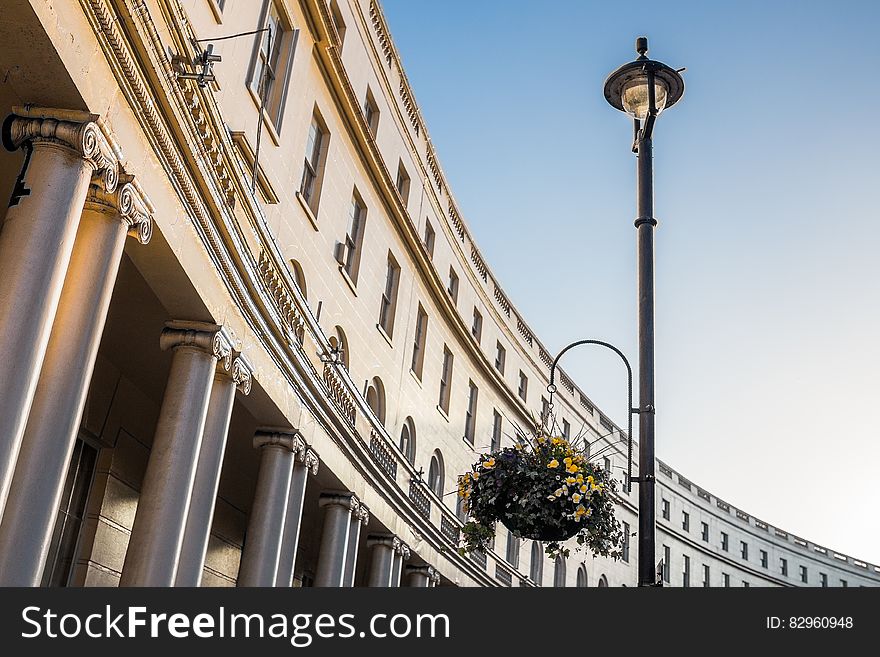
[620,77,669,121]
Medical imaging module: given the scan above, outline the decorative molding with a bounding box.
[3,112,118,192]
[230,355,253,394]
[253,429,307,457]
[301,447,320,475]
[84,175,153,244]
[257,249,306,342]
[323,364,356,426]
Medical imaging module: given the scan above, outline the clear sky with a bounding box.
[381,0,880,564]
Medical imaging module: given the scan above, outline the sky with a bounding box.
[381,0,880,564]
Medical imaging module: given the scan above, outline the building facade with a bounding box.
[0,0,875,588]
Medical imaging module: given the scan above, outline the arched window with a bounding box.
[553,556,566,587]
[290,259,308,303]
[598,574,608,588]
[365,377,386,426]
[529,543,543,586]
[576,565,588,587]
[399,417,416,464]
[333,326,349,370]
[427,450,444,497]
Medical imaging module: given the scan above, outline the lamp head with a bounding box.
[604,37,684,121]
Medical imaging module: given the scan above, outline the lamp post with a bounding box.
[604,37,684,587]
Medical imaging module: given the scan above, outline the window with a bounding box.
[438,346,453,413]
[662,545,670,583]
[340,193,366,283]
[329,0,346,44]
[464,380,478,444]
[396,160,411,207]
[723,573,730,588]
[517,371,528,403]
[494,342,506,375]
[780,557,788,576]
[529,543,543,585]
[42,438,98,586]
[741,541,748,560]
[702,564,710,587]
[661,498,670,520]
[300,113,328,212]
[682,555,690,587]
[447,268,459,304]
[553,556,566,588]
[721,532,729,552]
[249,2,297,129]
[603,456,611,474]
[820,572,828,588]
[491,410,502,452]
[423,220,435,258]
[576,565,588,588]
[332,326,349,369]
[760,549,768,568]
[505,532,520,568]
[365,377,386,426]
[701,522,709,542]
[411,304,428,379]
[471,307,482,343]
[427,451,444,497]
[378,253,401,338]
[562,419,570,441]
[799,565,807,583]
[682,511,690,532]
[541,397,550,427]
[363,86,379,135]
[399,417,416,464]
[622,522,630,563]
[455,495,467,523]
[840,579,847,588]
[598,575,608,588]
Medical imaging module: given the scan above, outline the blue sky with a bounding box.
[381,0,880,563]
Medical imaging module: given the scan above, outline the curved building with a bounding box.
[0,0,876,588]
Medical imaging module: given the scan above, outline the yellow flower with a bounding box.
[566,464,579,474]
[472,471,480,480]
[563,456,572,464]
[575,504,587,517]
[572,493,582,503]
[547,459,559,469]
[565,477,577,485]
[579,484,588,493]
[554,488,564,497]
[586,475,595,486]
[576,474,584,483]
[481,457,496,469]
[551,437,563,446]
[537,436,546,444]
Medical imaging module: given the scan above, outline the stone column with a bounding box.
[120,323,231,587]
[237,431,303,587]
[275,448,319,587]
[0,110,118,517]
[175,355,252,586]
[391,541,410,587]
[0,177,151,586]
[314,492,368,587]
[405,564,440,588]
[366,535,404,587]
[343,499,369,587]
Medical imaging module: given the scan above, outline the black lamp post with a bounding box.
[604,37,684,587]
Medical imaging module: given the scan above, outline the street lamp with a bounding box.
[604,37,684,587]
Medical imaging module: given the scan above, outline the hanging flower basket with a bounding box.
[457,435,624,559]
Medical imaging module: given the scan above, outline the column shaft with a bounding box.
[366,540,395,587]
[174,372,237,586]
[0,137,107,516]
[343,515,362,587]
[274,462,309,587]
[120,328,222,586]
[237,443,295,587]
[314,501,352,587]
[0,201,129,585]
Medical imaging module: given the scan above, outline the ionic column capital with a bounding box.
[301,447,320,475]
[319,491,370,525]
[229,356,253,394]
[159,321,231,369]
[406,564,440,585]
[253,429,306,456]
[366,534,397,550]
[84,176,153,244]
[2,111,118,192]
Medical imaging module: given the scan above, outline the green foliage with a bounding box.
[457,436,624,561]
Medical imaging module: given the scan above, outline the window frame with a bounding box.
[247,1,299,131]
